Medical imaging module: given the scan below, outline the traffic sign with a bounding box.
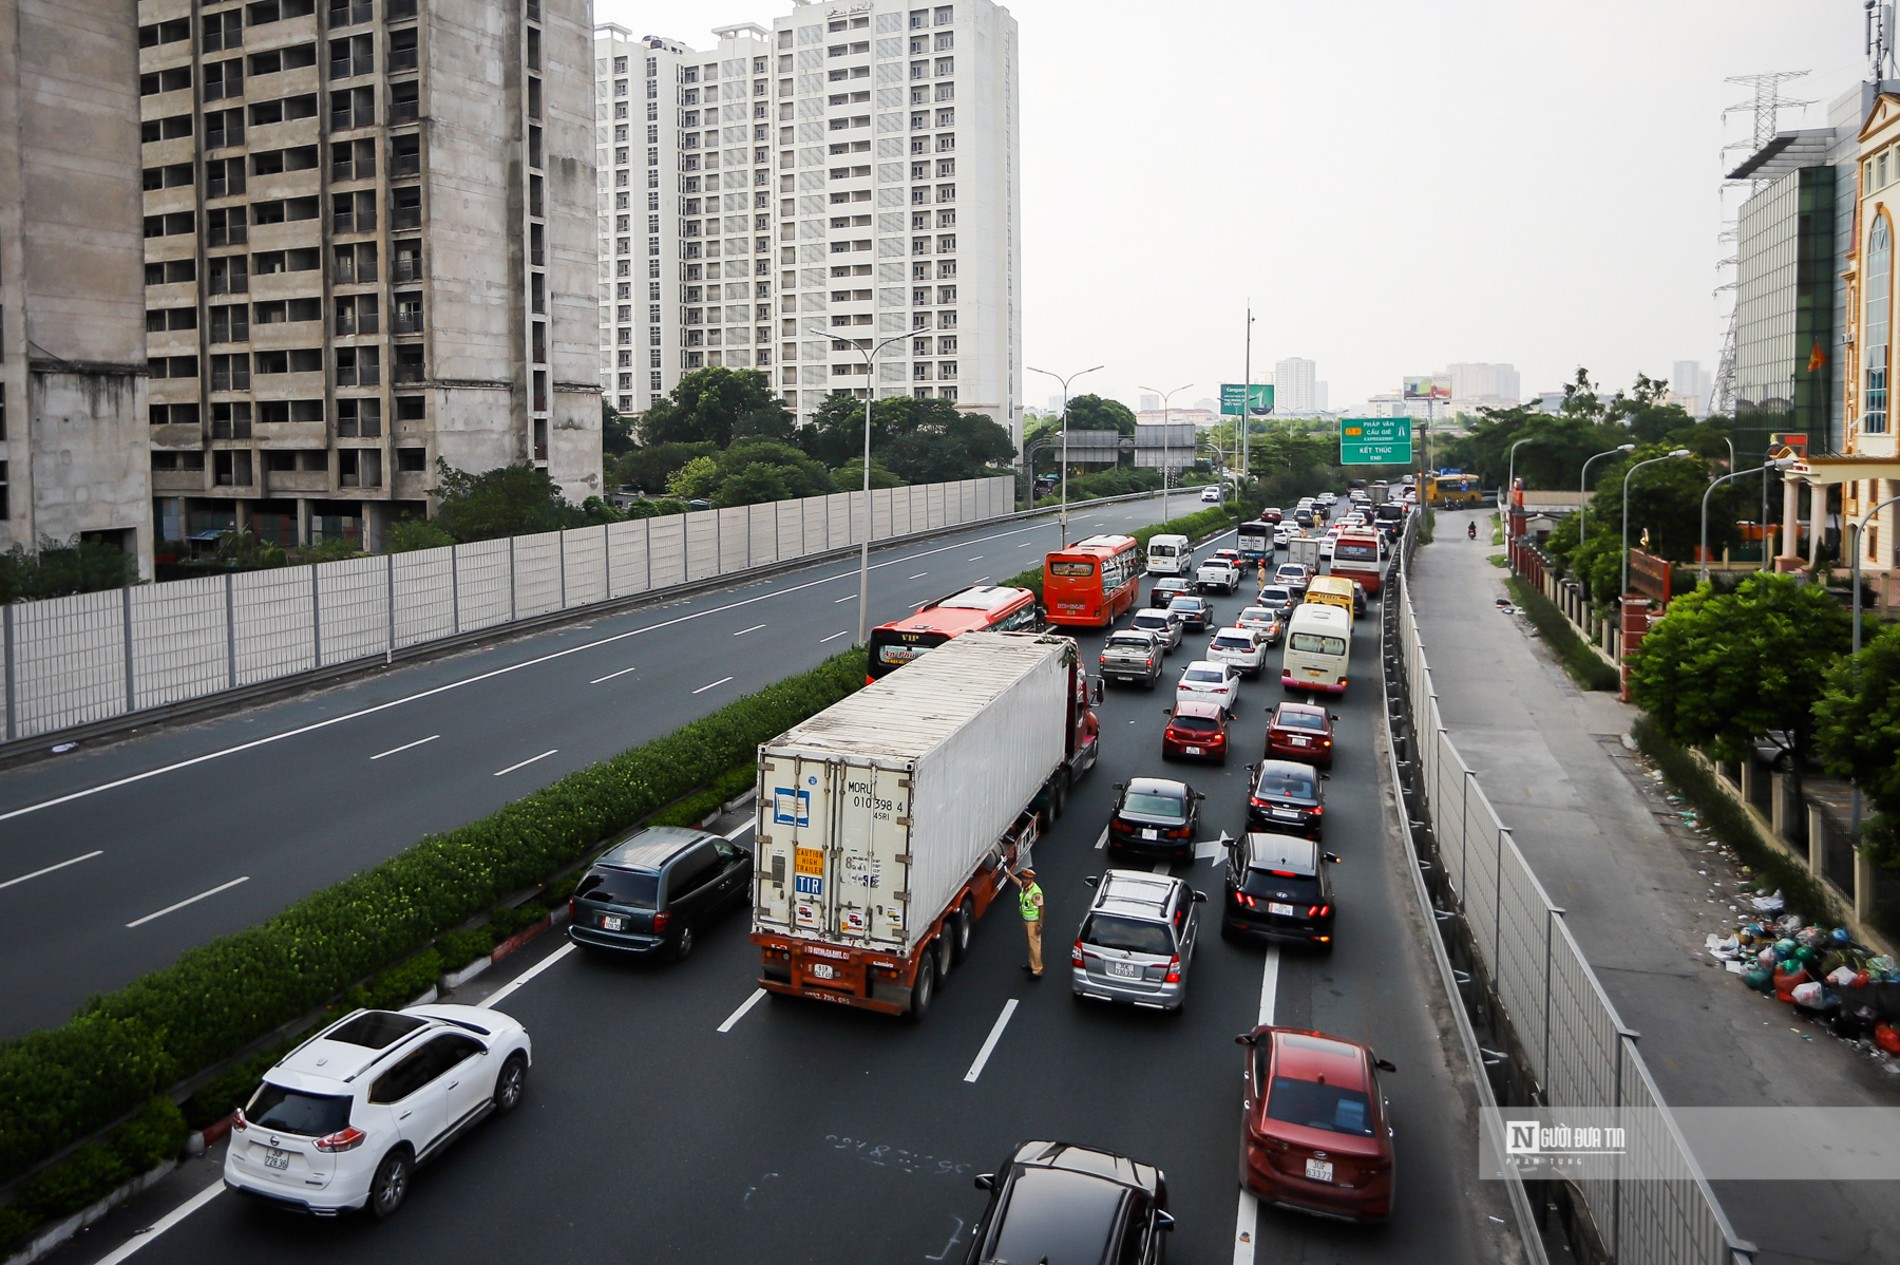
[1339,417,1413,465]
[1220,384,1274,416]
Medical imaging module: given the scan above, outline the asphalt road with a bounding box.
[54,537,1521,1265]
[0,499,1183,1039]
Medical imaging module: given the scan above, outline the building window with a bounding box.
[1867,216,1892,435]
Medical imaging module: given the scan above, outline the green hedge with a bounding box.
[0,649,865,1190]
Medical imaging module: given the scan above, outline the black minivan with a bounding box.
[567,826,750,961]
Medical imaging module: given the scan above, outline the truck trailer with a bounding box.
[751,632,1101,1018]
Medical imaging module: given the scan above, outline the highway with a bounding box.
[57,531,1521,1265]
[0,499,1176,1038]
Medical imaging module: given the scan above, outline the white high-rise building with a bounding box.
[1315,381,1329,412]
[1445,362,1521,405]
[1671,359,1710,417]
[1273,356,1316,414]
[599,1,1022,443]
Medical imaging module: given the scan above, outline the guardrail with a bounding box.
[1384,524,1752,1265]
[0,477,1015,748]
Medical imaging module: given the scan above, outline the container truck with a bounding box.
[751,632,1101,1019]
[1285,535,1322,576]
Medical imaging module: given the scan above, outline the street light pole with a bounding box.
[1578,442,1635,542]
[1700,457,1797,585]
[1506,436,1539,533]
[1027,364,1104,547]
[809,324,911,645]
[1139,381,1193,523]
[1621,449,1692,600]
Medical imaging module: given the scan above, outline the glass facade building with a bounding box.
[1734,166,1835,459]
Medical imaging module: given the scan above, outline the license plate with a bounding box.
[809,963,838,980]
[1268,902,1296,916]
[1185,746,1203,756]
[1271,810,1301,822]
[1141,828,1158,840]
[1108,960,1142,979]
[1305,1157,1335,1183]
[1290,736,1309,746]
[601,914,625,931]
[264,1148,290,1172]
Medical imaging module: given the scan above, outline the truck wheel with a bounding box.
[934,933,954,983]
[906,950,937,1021]
[1051,772,1069,819]
[951,897,975,963]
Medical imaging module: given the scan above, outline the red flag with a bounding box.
[1808,339,1827,373]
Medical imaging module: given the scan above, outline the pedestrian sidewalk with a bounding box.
[1413,509,1894,1265]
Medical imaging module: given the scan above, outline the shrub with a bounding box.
[12,1142,128,1224]
[182,1041,297,1130]
[110,1098,187,1174]
[435,928,499,972]
[342,951,443,1013]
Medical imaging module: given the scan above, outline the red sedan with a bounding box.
[1161,697,1230,764]
[1265,701,1336,768]
[1237,1026,1396,1221]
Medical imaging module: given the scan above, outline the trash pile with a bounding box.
[1707,917,1900,1057]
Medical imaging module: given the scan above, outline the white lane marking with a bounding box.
[734,623,767,636]
[1233,943,1281,1263]
[0,849,104,892]
[717,988,768,1033]
[908,571,929,579]
[126,876,250,928]
[589,666,639,684]
[494,749,558,777]
[370,735,439,760]
[693,676,735,694]
[1017,541,1030,547]
[819,630,850,643]
[94,1178,225,1265]
[1093,825,1109,850]
[725,820,757,840]
[967,555,983,560]
[963,999,1020,1083]
[1152,861,1173,875]
[834,593,855,603]
[486,941,576,1007]
[0,513,1140,828]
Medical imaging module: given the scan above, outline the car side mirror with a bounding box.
[1233,1031,1258,1046]
[1191,890,1207,903]
[1319,773,1331,782]
[1325,852,1342,864]
[1112,783,1124,793]
[1090,679,1106,705]
[1162,707,1174,717]
[1375,1057,1398,1073]
[973,1173,995,1191]
[1156,1209,1177,1232]
[1331,713,1342,721]
[1084,876,1099,889]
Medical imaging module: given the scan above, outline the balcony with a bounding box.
[263,468,331,495]
[152,469,207,494]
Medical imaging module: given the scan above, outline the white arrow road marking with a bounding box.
[1196,831,1232,865]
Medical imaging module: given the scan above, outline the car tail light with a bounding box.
[653,911,671,933]
[1310,804,1323,816]
[1163,955,1181,984]
[232,1109,249,1133]
[1249,796,1268,810]
[567,897,576,919]
[1072,940,1084,968]
[1307,905,1331,918]
[1235,893,1255,908]
[1321,737,1332,748]
[1144,658,1154,668]
[1165,825,1191,839]
[314,1127,367,1153]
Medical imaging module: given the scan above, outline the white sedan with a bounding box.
[1206,626,1268,679]
[1175,659,1241,716]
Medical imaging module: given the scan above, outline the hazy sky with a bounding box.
[597,0,1869,412]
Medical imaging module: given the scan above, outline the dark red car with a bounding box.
[1266,701,1336,768]
[1161,697,1230,764]
[1237,1026,1396,1222]
[1259,508,1284,524]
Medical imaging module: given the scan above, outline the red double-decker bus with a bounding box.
[1043,534,1141,628]
[866,584,1042,682]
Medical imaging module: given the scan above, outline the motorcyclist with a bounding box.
[1467,521,1478,540]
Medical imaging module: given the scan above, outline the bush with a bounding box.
[182,1042,296,1130]
[110,1098,187,1174]
[12,1142,128,1224]
[0,649,867,1187]
[1506,578,1620,691]
[435,928,499,972]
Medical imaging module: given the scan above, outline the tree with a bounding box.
[832,457,904,489]
[717,441,834,499]
[1813,624,1900,822]
[0,536,142,602]
[610,440,716,495]
[636,366,791,447]
[386,518,455,554]
[1627,573,1852,798]
[602,401,636,457]
[712,463,791,508]
[1578,445,1739,572]
[431,460,585,542]
[666,456,720,500]
[1061,393,1136,437]
[799,394,1013,483]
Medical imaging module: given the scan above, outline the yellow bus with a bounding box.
[1303,575,1357,624]
[1426,473,1483,508]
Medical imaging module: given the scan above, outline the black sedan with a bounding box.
[1150,576,1197,609]
[966,1140,1174,1265]
[1220,831,1339,951]
[1107,776,1203,860]
[1246,760,1326,838]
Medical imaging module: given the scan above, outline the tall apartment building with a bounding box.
[1445,361,1521,406]
[137,0,600,551]
[1272,356,1316,414]
[0,1,153,572]
[600,0,1023,445]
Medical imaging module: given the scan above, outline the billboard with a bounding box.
[1402,375,1452,402]
[1338,417,1413,465]
[1219,384,1275,417]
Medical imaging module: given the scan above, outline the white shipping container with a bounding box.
[753,633,1070,956]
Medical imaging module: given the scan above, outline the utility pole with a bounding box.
[1242,306,1255,484]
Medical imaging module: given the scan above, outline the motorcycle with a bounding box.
[1467,522,1478,540]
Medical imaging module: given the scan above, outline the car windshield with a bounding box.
[1266,1077,1375,1136]
[1182,668,1225,685]
[246,1083,354,1137]
[1275,710,1325,731]
[1132,614,1169,631]
[1212,634,1253,652]
[1240,608,1273,622]
[1171,714,1221,734]
[1334,541,1379,563]
[1123,791,1186,818]
[1255,768,1317,798]
[575,867,659,908]
[1107,634,1152,650]
[1082,913,1176,956]
[1289,633,1348,656]
[1169,596,1204,609]
[1276,568,1305,582]
[1259,588,1292,604]
[1240,867,1319,900]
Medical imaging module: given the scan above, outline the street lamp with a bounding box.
[1027,363,1103,546]
[1849,490,1900,844]
[808,323,911,644]
[1139,381,1193,522]
[1621,448,1693,600]
[1505,436,1540,534]
[1578,442,1635,541]
[1699,457,1797,585]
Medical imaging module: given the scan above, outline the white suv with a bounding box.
[224,1004,532,1218]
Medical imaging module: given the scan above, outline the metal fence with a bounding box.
[0,478,1012,742]
[1395,571,1751,1264]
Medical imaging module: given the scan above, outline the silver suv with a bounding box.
[1070,870,1205,1013]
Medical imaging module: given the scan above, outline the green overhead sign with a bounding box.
[1220,384,1274,416]
[1339,417,1413,465]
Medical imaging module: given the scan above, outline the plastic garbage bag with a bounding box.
[1708,934,1742,960]
[1791,981,1826,1008]
[1752,891,1786,914]
[1828,965,1861,988]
